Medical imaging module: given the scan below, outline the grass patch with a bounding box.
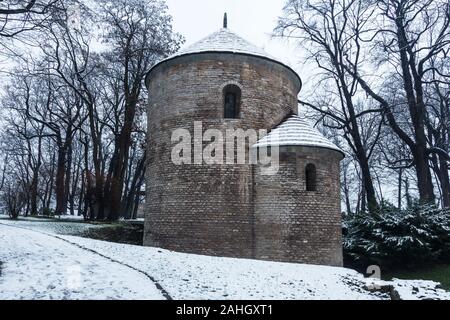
[80,223,143,246]
[384,264,450,291]
[0,214,144,245]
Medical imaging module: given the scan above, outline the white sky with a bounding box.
[165,0,313,92]
[0,1,314,93]
[0,1,316,101]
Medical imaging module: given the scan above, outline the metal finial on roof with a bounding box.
[223,12,228,28]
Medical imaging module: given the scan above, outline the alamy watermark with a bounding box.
[365,265,382,290]
[170,121,279,175]
[66,265,82,290]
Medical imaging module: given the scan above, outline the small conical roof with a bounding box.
[253,114,344,155]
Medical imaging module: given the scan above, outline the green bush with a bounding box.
[343,203,450,271]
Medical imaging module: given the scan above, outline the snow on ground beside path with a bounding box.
[363,278,450,300]
[58,235,387,300]
[1,218,449,300]
[0,224,164,300]
[0,219,384,300]
[392,279,450,300]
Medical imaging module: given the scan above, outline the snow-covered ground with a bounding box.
[0,216,449,300]
[0,216,103,235]
[0,224,163,299]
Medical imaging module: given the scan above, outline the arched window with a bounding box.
[223,84,241,119]
[305,163,317,191]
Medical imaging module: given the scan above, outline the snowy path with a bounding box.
[0,223,166,300]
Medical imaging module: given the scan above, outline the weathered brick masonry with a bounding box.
[144,28,344,266]
[254,147,343,266]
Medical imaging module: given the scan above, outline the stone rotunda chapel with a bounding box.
[144,17,345,266]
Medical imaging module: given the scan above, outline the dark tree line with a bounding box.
[0,0,183,220]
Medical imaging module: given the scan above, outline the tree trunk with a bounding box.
[439,159,450,208]
[413,146,435,203]
[395,12,436,204]
[55,145,67,216]
[343,168,352,215]
[397,168,402,209]
[338,70,379,213]
[105,97,137,221]
[404,176,412,208]
[64,141,72,215]
[122,151,146,219]
[29,171,39,215]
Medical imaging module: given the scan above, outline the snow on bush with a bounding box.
[343,203,450,269]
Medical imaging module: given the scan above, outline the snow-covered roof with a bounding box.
[147,28,301,86]
[253,114,344,155]
[169,28,277,61]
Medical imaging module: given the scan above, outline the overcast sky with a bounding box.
[165,0,312,90]
[0,1,314,95]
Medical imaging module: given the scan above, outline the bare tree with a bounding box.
[277,0,450,207]
[0,0,64,55]
[96,0,182,220]
[0,0,183,220]
[341,0,450,204]
[276,0,382,212]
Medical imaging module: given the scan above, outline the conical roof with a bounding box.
[253,114,344,155]
[147,27,301,86]
[168,28,277,61]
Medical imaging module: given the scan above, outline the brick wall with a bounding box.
[144,52,343,266]
[254,146,343,266]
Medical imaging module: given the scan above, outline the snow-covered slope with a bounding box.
[0,218,449,300]
[0,224,164,300]
[58,235,386,300]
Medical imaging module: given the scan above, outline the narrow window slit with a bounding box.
[305,163,317,191]
[223,84,241,118]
